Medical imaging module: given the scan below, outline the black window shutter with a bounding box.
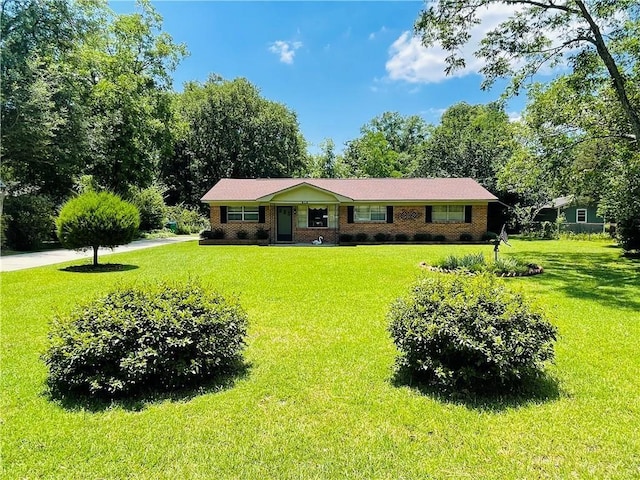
[386,206,394,223]
[465,205,472,223]
[425,206,432,223]
[347,206,354,223]
[220,206,227,224]
[258,206,265,223]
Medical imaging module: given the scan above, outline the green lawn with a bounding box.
[2,240,639,479]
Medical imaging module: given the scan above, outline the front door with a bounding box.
[277,206,293,242]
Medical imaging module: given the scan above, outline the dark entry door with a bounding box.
[277,206,293,242]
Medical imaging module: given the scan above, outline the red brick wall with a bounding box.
[207,203,489,243]
[338,204,488,241]
[293,228,338,244]
[208,205,274,241]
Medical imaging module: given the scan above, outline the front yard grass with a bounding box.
[2,239,639,479]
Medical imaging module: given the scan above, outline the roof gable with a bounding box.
[257,182,352,203]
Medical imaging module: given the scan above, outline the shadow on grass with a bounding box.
[512,250,640,311]
[60,263,139,273]
[391,367,561,412]
[45,361,251,413]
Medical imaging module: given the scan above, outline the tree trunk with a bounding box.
[575,0,640,146]
[93,245,99,266]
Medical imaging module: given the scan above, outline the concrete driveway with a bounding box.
[0,235,198,272]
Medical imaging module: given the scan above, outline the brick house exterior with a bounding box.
[201,178,497,244]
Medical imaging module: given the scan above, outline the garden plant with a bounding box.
[388,273,557,392]
[56,191,140,266]
[44,280,248,397]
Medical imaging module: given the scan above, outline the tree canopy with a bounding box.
[418,102,515,192]
[0,0,186,199]
[161,76,307,206]
[415,0,640,145]
[342,112,430,178]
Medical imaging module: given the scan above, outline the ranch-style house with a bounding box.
[200,177,498,244]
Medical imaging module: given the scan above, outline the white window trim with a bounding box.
[576,208,587,223]
[297,205,337,229]
[432,205,465,223]
[227,206,259,222]
[354,205,387,223]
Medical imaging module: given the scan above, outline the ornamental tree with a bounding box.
[56,191,140,266]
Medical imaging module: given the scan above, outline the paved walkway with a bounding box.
[0,235,199,272]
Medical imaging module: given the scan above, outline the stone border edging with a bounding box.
[420,263,544,277]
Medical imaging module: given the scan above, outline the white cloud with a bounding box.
[419,107,447,120]
[385,4,518,83]
[385,3,582,84]
[508,111,522,123]
[269,40,303,64]
[369,26,388,41]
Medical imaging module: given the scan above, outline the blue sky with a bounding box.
[112,1,529,154]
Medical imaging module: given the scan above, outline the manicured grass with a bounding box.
[2,239,639,478]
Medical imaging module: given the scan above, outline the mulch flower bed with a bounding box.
[420,263,544,277]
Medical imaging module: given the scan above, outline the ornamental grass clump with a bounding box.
[44,281,248,398]
[388,273,557,392]
[437,252,486,272]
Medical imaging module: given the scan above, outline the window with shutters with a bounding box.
[431,205,465,223]
[227,206,259,222]
[354,205,387,222]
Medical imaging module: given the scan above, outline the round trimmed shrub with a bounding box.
[459,233,473,242]
[374,232,390,242]
[255,227,269,240]
[56,191,140,265]
[388,273,557,391]
[44,281,248,397]
[481,231,498,241]
[413,233,432,242]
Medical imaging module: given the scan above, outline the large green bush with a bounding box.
[166,204,209,234]
[56,191,140,265]
[128,185,167,231]
[44,281,248,398]
[388,274,557,391]
[3,195,56,250]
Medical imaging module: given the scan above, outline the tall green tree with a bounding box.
[514,72,640,250]
[0,0,94,200]
[80,0,186,194]
[415,0,640,146]
[305,139,348,178]
[418,102,515,191]
[0,0,186,200]
[342,112,431,178]
[163,76,306,206]
[343,132,403,178]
